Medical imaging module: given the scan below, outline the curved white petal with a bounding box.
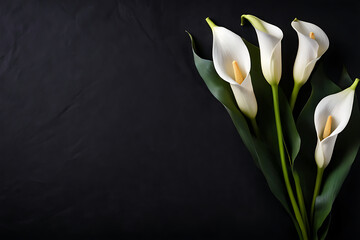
[207,20,257,118]
[241,14,283,85]
[314,80,358,168]
[212,26,251,85]
[292,19,329,85]
[315,136,339,168]
[230,74,258,119]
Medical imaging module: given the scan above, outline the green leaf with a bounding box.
[295,66,360,239]
[318,214,331,240]
[187,31,302,236]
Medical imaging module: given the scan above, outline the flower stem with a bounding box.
[290,82,302,111]
[293,170,310,234]
[311,167,324,224]
[271,84,308,240]
[250,117,260,138]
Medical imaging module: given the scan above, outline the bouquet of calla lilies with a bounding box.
[187,14,360,240]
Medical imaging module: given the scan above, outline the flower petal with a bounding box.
[292,19,329,85]
[241,14,283,85]
[314,80,358,168]
[314,88,355,140]
[206,18,257,118]
[230,74,258,119]
[212,26,251,85]
[315,136,337,168]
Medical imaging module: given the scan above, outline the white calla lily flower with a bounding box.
[314,79,359,168]
[206,17,258,119]
[241,14,283,85]
[292,19,329,86]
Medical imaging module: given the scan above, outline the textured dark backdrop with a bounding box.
[0,0,359,239]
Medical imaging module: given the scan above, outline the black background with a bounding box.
[0,0,359,239]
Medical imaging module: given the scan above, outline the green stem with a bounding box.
[271,84,308,240]
[290,82,302,111]
[311,167,324,224]
[250,117,260,138]
[293,170,310,234]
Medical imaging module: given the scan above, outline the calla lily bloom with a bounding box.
[241,14,283,85]
[206,17,258,119]
[292,19,329,86]
[314,79,359,168]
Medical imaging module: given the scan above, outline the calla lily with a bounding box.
[240,17,306,233]
[314,79,359,168]
[292,19,329,86]
[241,14,283,85]
[206,17,258,119]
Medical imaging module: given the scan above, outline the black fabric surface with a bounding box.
[0,0,359,239]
